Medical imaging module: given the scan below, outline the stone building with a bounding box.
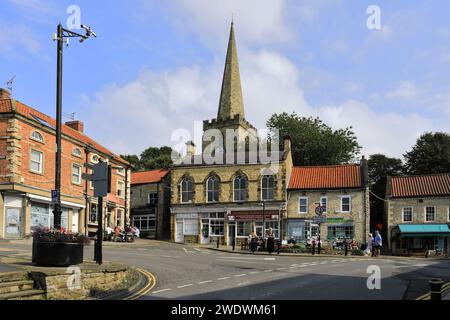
[130,169,170,239]
[170,22,293,246]
[385,174,450,255]
[286,162,370,244]
[0,88,130,239]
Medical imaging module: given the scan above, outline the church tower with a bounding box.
[203,22,258,155]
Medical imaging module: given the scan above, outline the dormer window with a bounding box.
[72,148,82,158]
[31,131,44,142]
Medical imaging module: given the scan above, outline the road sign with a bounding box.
[313,215,327,224]
[315,206,325,216]
[51,190,58,204]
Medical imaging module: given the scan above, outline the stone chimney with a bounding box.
[65,120,84,133]
[0,88,11,100]
[283,135,292,152]
[186,141,196,157]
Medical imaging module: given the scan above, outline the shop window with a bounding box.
[183,219,198,235]
[237,221,252,237]
[265,221,280,238]
[327,225,354,240]
[210,219,224,236]
[132,215,155,231]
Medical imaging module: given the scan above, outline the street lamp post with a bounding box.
[52,23,96,229]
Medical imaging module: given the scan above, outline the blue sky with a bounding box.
[1,0,449,158]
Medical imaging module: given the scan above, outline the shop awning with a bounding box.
[397,224,450,237]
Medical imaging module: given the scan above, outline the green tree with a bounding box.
[367,154,404,231]
[266,112,361,166]
[404,132,450,175]
[120,154,142,171]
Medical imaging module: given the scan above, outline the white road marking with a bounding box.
[153,289,172,294]
[237,281,250,287]
[249,271,260,274]
[217,277,231,281]
[264,269,274,273]
[234,274,247,278]
[264,258,276,261]
[198,280,213,285]
[276,268,287,271]
[177,284,193,289]
[193,248,202,252]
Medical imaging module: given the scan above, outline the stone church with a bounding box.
[170,22,293,246]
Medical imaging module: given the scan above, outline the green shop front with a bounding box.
[391,224,450,256]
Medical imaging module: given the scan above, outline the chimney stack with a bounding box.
[65,120,84,133]
[360,155,369,187]
[283,135,292,152]
[0,88,11,100]
[186,141,196,157]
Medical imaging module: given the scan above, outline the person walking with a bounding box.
[364,233,373,256]
[250,232,257,253]
[374,230,382,257]
[267,228,275,254]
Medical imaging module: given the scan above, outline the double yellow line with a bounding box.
[416,282,450,300]
[124,268,157,300]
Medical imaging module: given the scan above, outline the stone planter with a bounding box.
[32,241,84,267]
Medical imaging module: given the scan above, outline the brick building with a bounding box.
[0,88,130,239]
[130,169,170,239]
[385,174,450,255]
[286,162,370,244]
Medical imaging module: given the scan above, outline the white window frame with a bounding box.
[402,207,413,223]
[206,176,219,203]
[236,221,253,237]
[261,175,275,201]
[320,196,328,214]
[31,131,44,143]
[30,149,44,174]
[117,180,125,199]
[181,178,193,204]
[233,176,247,202]
[341,196,352,213]
[425,206,436,222]
[72,148,82,158]
[148,192,158,205]
[209,218,225,237]
[299,197,308,214]
[71,163,82,185]
[117,167,125,176]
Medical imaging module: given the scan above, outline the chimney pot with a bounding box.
[283,135,292,152]
[65,120,84,133]
[0,88,11,100]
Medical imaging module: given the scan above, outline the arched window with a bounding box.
[207,176,219,202]
[72,148,82,158]
[31,131,44,142]
[233,175,247,202]
[262,175,275,201]
[181,177,194,203]
[91,154,100,164]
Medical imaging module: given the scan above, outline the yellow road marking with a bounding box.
[416,281,450,300]
[124,268,157,300]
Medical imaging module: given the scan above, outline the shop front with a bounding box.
[391,224,450,256]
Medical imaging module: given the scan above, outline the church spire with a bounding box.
[217,21,245,121]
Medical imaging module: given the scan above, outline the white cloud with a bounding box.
[386,80,422,101]
[0,23,42,56]
[162,0,292,47]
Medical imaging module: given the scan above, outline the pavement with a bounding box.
[1,239,450,300]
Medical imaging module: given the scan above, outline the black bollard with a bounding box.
[232,238,235,251]
[429,279,444,301]
[345,240,349,256]
[312,241,316,255]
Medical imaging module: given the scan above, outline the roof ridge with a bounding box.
[391,173,450,179]
[293,164,360,169]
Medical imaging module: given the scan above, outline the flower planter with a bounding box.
[32,241,84,267]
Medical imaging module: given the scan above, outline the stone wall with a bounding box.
[30,264,128,300]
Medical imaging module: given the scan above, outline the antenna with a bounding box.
[63,112,76,121]
[6,75,16,92]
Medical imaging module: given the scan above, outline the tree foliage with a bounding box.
[121,146,174,172]
[266,112,361,166]
[404,132,450,175]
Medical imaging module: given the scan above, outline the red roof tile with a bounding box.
[131,170,169,185]
[0,98,128,165]
[389,174,450,198]
[288,165,363,190]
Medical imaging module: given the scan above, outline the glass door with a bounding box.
[201,219,210,244]
[5,208,21,238]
